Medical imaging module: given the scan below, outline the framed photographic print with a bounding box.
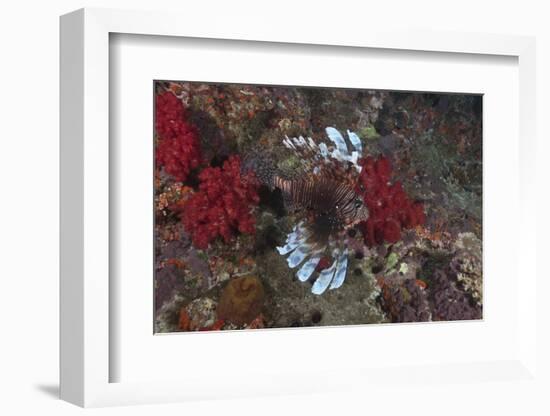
[60,7,540,409]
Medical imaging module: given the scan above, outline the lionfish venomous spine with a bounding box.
[260,127,369,295]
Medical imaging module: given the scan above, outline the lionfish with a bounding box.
[246,127,369,295]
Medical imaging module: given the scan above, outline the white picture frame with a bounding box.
[60,7,539,408]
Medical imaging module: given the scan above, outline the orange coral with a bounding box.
[217,276,265,326]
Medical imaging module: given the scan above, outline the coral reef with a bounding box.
[353,228,481,322]
[178,297,217,331]
[155,91,202,183]
[451,232,483,306]
[154,235,212,311]
[259,249,387,327]
[380,278,432,323]
[159,81,310,154]
[217,275,265,325]
[178,155,260,249]
[357,156,425,246]
[428,268,481,321]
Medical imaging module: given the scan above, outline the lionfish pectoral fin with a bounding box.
[296,255,322,282]
[287,244,311,268]
[311,259,337,295]
[276,240,300,255]
[276,224,305,254]
[329,251,348,290]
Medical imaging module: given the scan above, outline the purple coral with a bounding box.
[380,279,432,323]
[428,269,481,321]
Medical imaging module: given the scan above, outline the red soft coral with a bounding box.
[155,91,202,182]
[357,156,425,246]
[179,155,260,249]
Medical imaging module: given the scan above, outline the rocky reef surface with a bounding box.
[154,82,482,333]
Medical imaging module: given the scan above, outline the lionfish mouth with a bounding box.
[276,127,364,295]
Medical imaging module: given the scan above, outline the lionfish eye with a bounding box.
[354,199,363,209]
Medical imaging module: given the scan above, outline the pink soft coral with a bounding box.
[179,156,259,249]
[357,156,425,246]
[155,91,202,182]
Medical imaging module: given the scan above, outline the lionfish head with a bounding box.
[340,192,369,229]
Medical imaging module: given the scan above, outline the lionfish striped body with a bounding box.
[274,176,367,239]
[249,127,368,294]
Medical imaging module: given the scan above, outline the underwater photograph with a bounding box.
[154,81,482,333]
